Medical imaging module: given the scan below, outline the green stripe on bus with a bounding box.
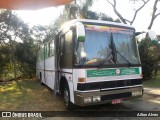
[87,67,140,77]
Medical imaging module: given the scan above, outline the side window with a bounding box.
[48,43,50,57]
[50,40,55,56]
[64,30,73,54]
[60,35,65,55]
[48,40,55,56]
[45,45,48,58]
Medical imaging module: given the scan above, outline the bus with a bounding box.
[36,19,143,110]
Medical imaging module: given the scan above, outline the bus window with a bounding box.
[49,40,55,56]
[64,30,73,54]
[45,45,48,58]
[60,35,65,55]
[48,43,51,57]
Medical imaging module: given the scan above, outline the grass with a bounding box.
[0,78,65,111]
[143,72,160,88]
[0,78,39,110]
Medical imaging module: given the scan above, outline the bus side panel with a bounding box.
[36,60,45,83]
[73,69,86,91]
[60,69,74,103]
[44,56,55,90]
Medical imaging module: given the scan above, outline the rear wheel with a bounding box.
[63,83,76,110]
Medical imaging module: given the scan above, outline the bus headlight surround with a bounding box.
[93,96,101,102]
[84,97,92,103]
[132,91,142,97]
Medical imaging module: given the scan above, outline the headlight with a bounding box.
[93,96,101,102]
[132,91,142,97]
[84,97,92,103]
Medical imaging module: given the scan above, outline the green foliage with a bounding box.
[143,71,160,88]
[138,37,159,79]
[0,10,38,80]
[31,24,57,44]
[0,39,37,80]
[15,38,38,78]
[0,46,10,75]
[1,62,23,80]
[0,10,30,44]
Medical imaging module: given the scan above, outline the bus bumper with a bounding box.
[74,86,143,106]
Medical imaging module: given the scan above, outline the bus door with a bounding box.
[54,34,64,94]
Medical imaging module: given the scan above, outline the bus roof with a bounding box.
[59,19,135,32]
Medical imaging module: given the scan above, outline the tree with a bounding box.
[99,13,121,22]
[148,0,160,29]
[31,25,48,45]
[0,10,30,80]
[0,10,30,45]
[106,0,149,25]
[31,24,58,45]
[58,0,120,24]
[138,37,159,79]
[0,45,10,78]
[15,38,38,78]
[106,0,160,29]
[62,0,94,20]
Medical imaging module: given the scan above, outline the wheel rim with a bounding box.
[64,88,69,107]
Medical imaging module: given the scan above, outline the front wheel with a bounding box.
[63,84,76,110]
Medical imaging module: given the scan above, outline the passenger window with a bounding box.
[64,30,73,54]
[49,40,55,56]
[60,36,65,55]
[45,45,48,58]
[48,43,50,57]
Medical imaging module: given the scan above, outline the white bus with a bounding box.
[36,19,143,110]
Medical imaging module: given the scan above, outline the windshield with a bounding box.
[111,28,140,64]
[75,25,141,66]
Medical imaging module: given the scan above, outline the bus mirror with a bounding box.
[78,36,85,42]
[147,30,158,44]
[76,22,85,42]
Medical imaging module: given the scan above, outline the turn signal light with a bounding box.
[78,78,86,83]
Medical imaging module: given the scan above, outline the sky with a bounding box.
[14,0,160,34]
[14,6,63,26]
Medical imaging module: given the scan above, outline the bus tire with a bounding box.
[63,83,76,111]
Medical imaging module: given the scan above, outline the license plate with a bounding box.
[112,99,123,104]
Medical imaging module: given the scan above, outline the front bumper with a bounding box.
[74,86,143,106]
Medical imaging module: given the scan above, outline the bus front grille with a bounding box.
[77,79,142,91]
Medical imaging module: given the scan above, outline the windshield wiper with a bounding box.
[97,33,116,67]
[97,32,132,67]
[109,32,132,67]
[97,54,114,67]
[116,50,132,66]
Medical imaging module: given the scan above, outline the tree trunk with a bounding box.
[13,49,17,80]
[148,17,154,30]
[148,0,159,30]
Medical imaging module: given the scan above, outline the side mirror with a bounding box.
[147,30,158,44]
[76,22,85,42]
